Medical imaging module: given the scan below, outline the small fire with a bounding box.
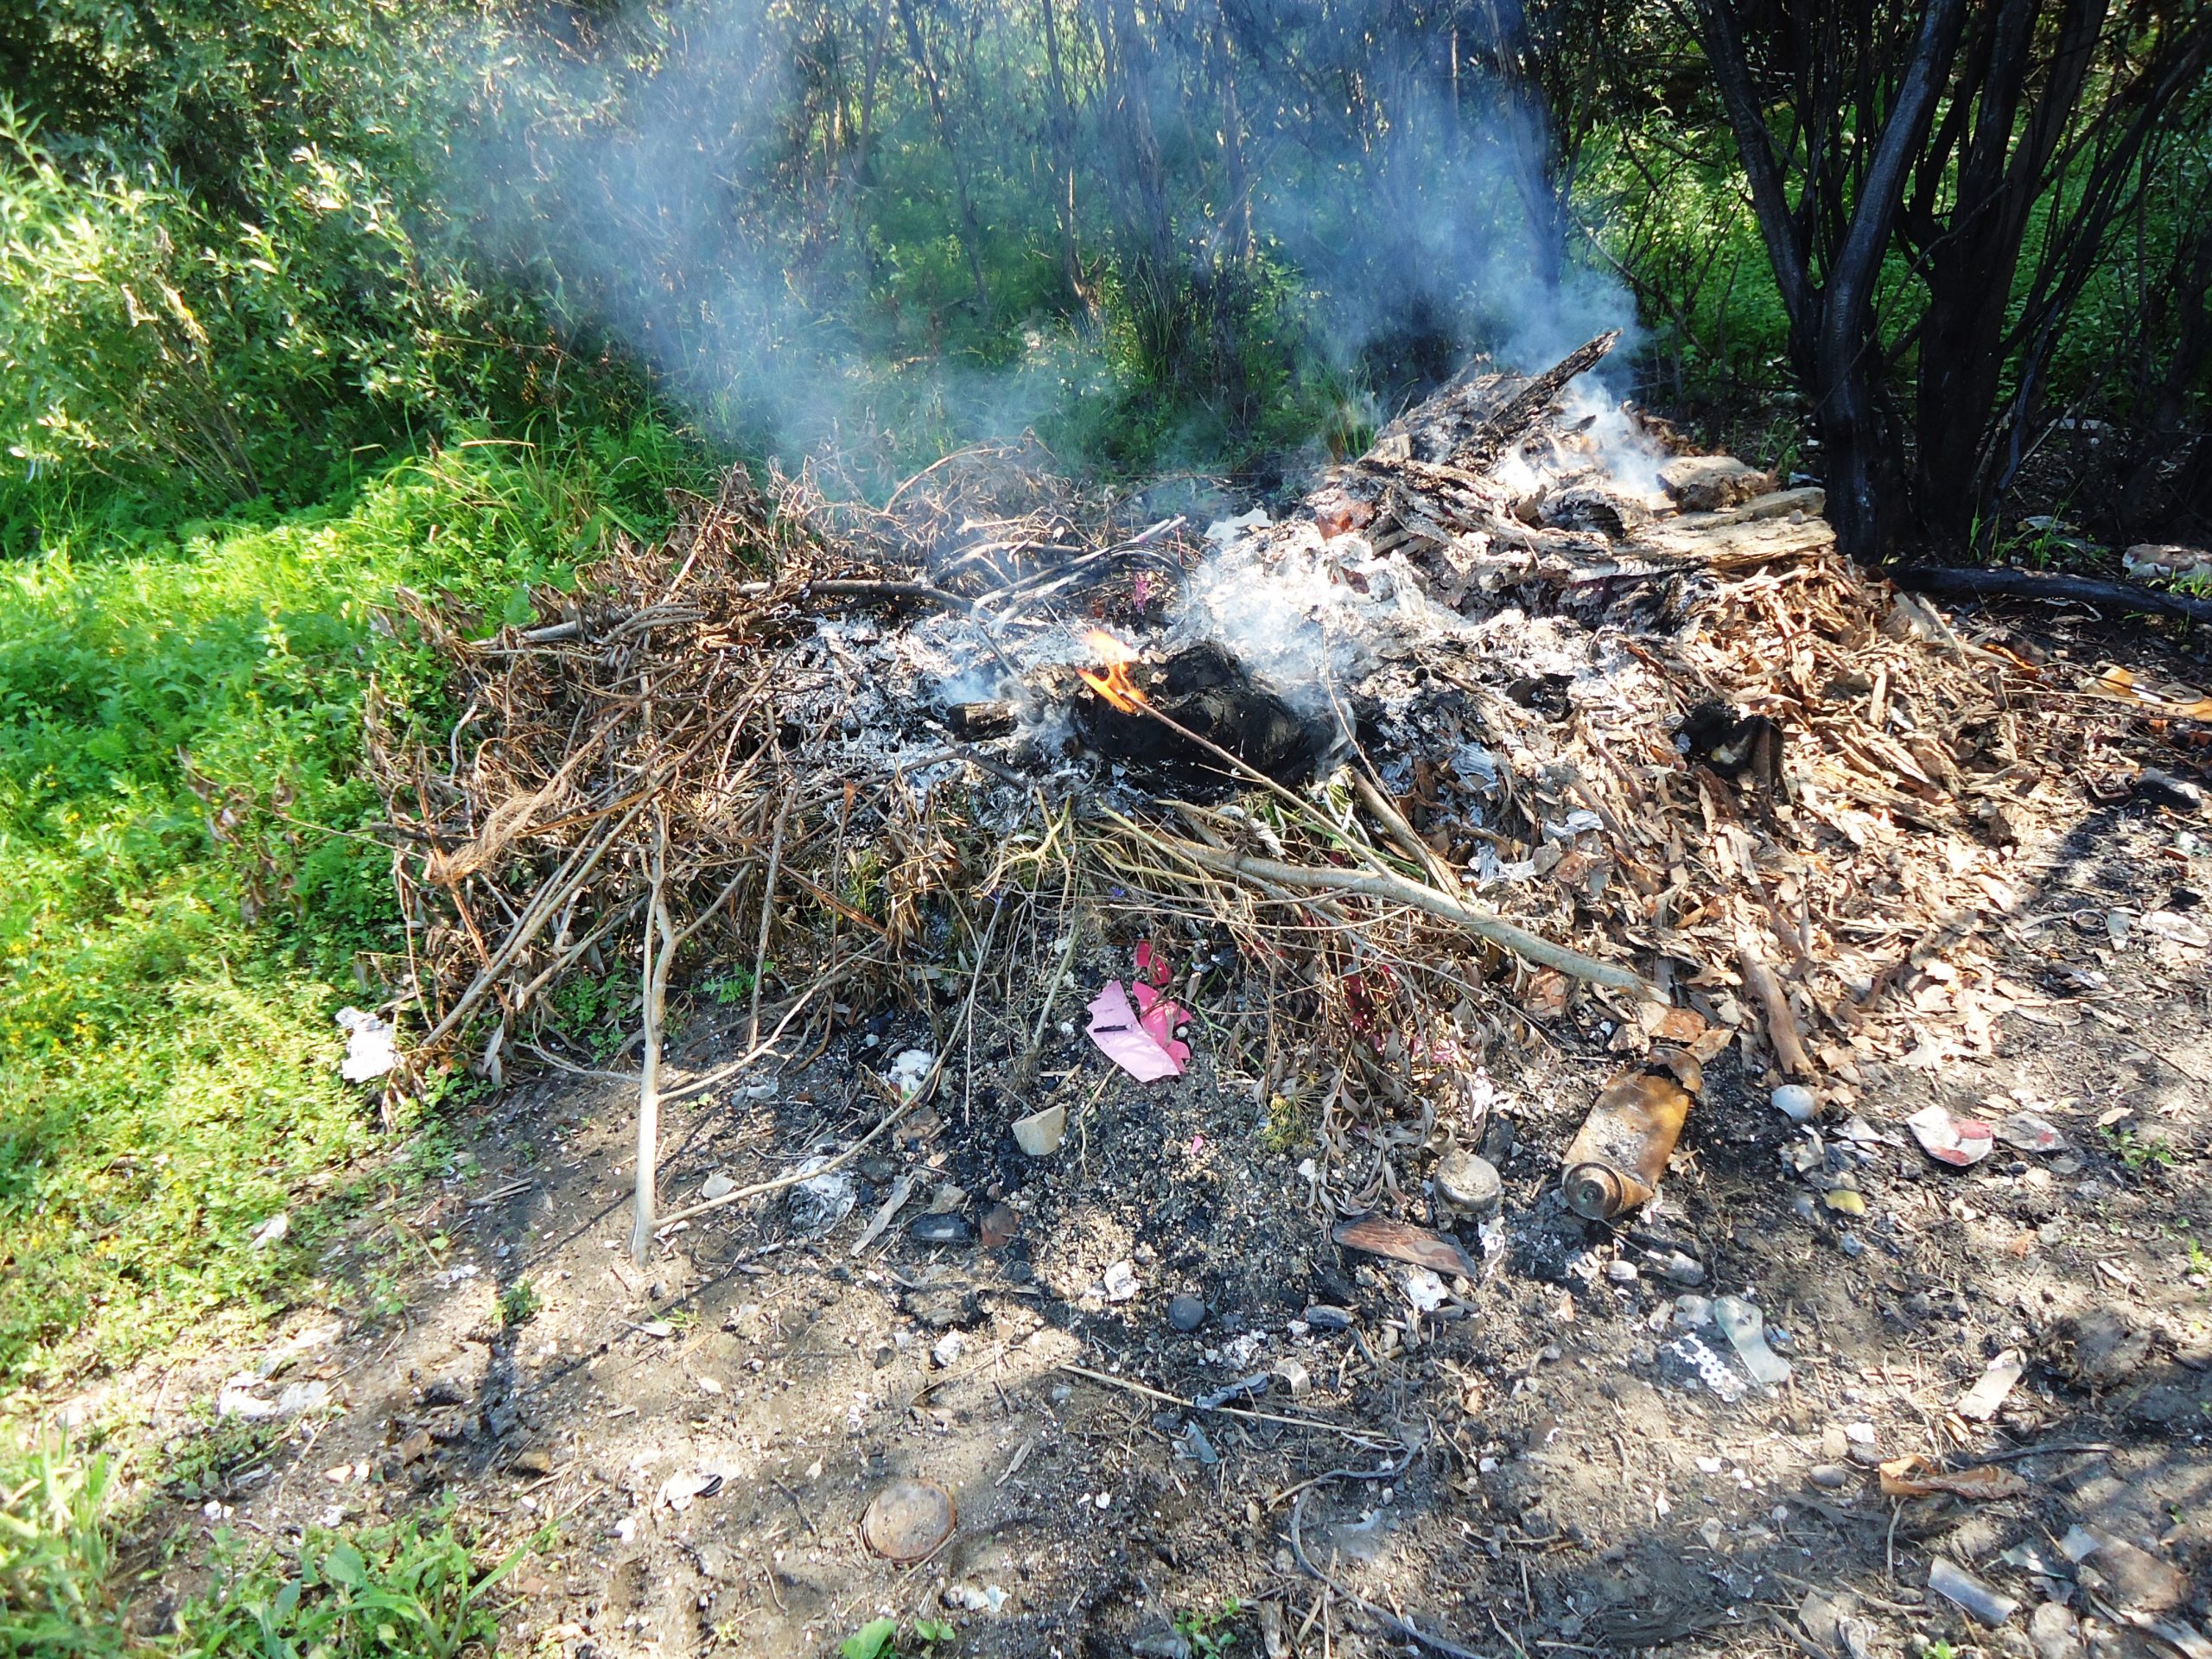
[1078,628,1147,715]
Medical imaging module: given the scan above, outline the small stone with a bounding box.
[1434,1148,1503,1218]
[861,1478,956,1563]
[910,1212,972,1246]
[1821,1426,1848,1460]
[2030,1602,2085,1659]
[1809,1464,1853,1490]
[699,1172,736,1202]
[1129,1624,1193,1659]
[1658,1250,1706,1286]
[904,1287,973,1330]
[1772,1084,1819,1122]
[1605,1259,1639,1283]
[931,1332,966,1369]
[1167,1294,1208,1332]
[510,1446,555,1477]
[1302,1304,1354,1331]
[2078,1534,2189,1615]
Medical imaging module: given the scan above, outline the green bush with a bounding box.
[0,103,565,537]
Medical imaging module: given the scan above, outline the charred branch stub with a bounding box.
[1676,701,1789,809]
[1067,639,1333,792]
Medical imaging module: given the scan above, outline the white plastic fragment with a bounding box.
[1956,1349,2024,1421]
[1402,1268,1447,1313]
[335,1007,397,1081]
[887,1048,935,1100]
[1205,509,1270,544]
[1994,1113,2068,1153]
[659,1470,721,1511]
[1906,1103,1995,1166]
[788,1155,857,1236]
[1713,1295,1792,1386]
[1928,1555,2019,1625]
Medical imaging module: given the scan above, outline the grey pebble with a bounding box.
[910,1212,973,1246]
[1167,1294,1208,1333]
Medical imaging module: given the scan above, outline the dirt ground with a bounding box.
[80,596,2212,1659]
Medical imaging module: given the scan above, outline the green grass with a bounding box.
[2,1432,541,1657]
[172,1508,527,1659]
[0,421,704,1395]
[0,1439,121,1657]
[1175,1597,1243,1659]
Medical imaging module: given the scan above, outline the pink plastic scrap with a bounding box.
[1906,1103,1995,1167]
[1086,941,1192,1081]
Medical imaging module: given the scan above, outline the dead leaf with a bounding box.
[1646,1006,1708,1043]
[1878,1455,2030,1501]
[1331,1216,1479,1279]
[1523,970,1568,1019]
[1688,1026,1734,1063]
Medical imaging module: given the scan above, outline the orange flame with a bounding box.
[1077,628,1147,715]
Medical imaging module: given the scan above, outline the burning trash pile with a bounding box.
[366,333,2191,1241]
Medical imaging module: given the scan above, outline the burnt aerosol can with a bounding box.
[1560,1047,1701,1220]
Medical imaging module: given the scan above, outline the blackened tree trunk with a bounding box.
[1694,0,2211,564]
[1695,0,1966,562]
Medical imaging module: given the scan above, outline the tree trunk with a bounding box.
[1911,0,2107,551]
[1696,0,1966,563]
[895,0,993,326]
[1039,0,1092,316]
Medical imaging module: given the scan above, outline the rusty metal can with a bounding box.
[1560,1047,1700,1220]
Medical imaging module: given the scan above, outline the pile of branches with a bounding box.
[365,342,2202,1253]
[361,446,1661,1239]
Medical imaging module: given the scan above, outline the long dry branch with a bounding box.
[1140,829,1656,997]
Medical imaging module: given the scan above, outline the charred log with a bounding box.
[1069,641,1332,791]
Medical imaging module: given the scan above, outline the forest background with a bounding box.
[0,1,2207,1648]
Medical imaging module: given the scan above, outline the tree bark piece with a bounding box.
[1737,930,1812,1078]
[1447,329,1621,473]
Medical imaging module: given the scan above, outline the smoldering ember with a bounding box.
[84,332,2151,1657]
